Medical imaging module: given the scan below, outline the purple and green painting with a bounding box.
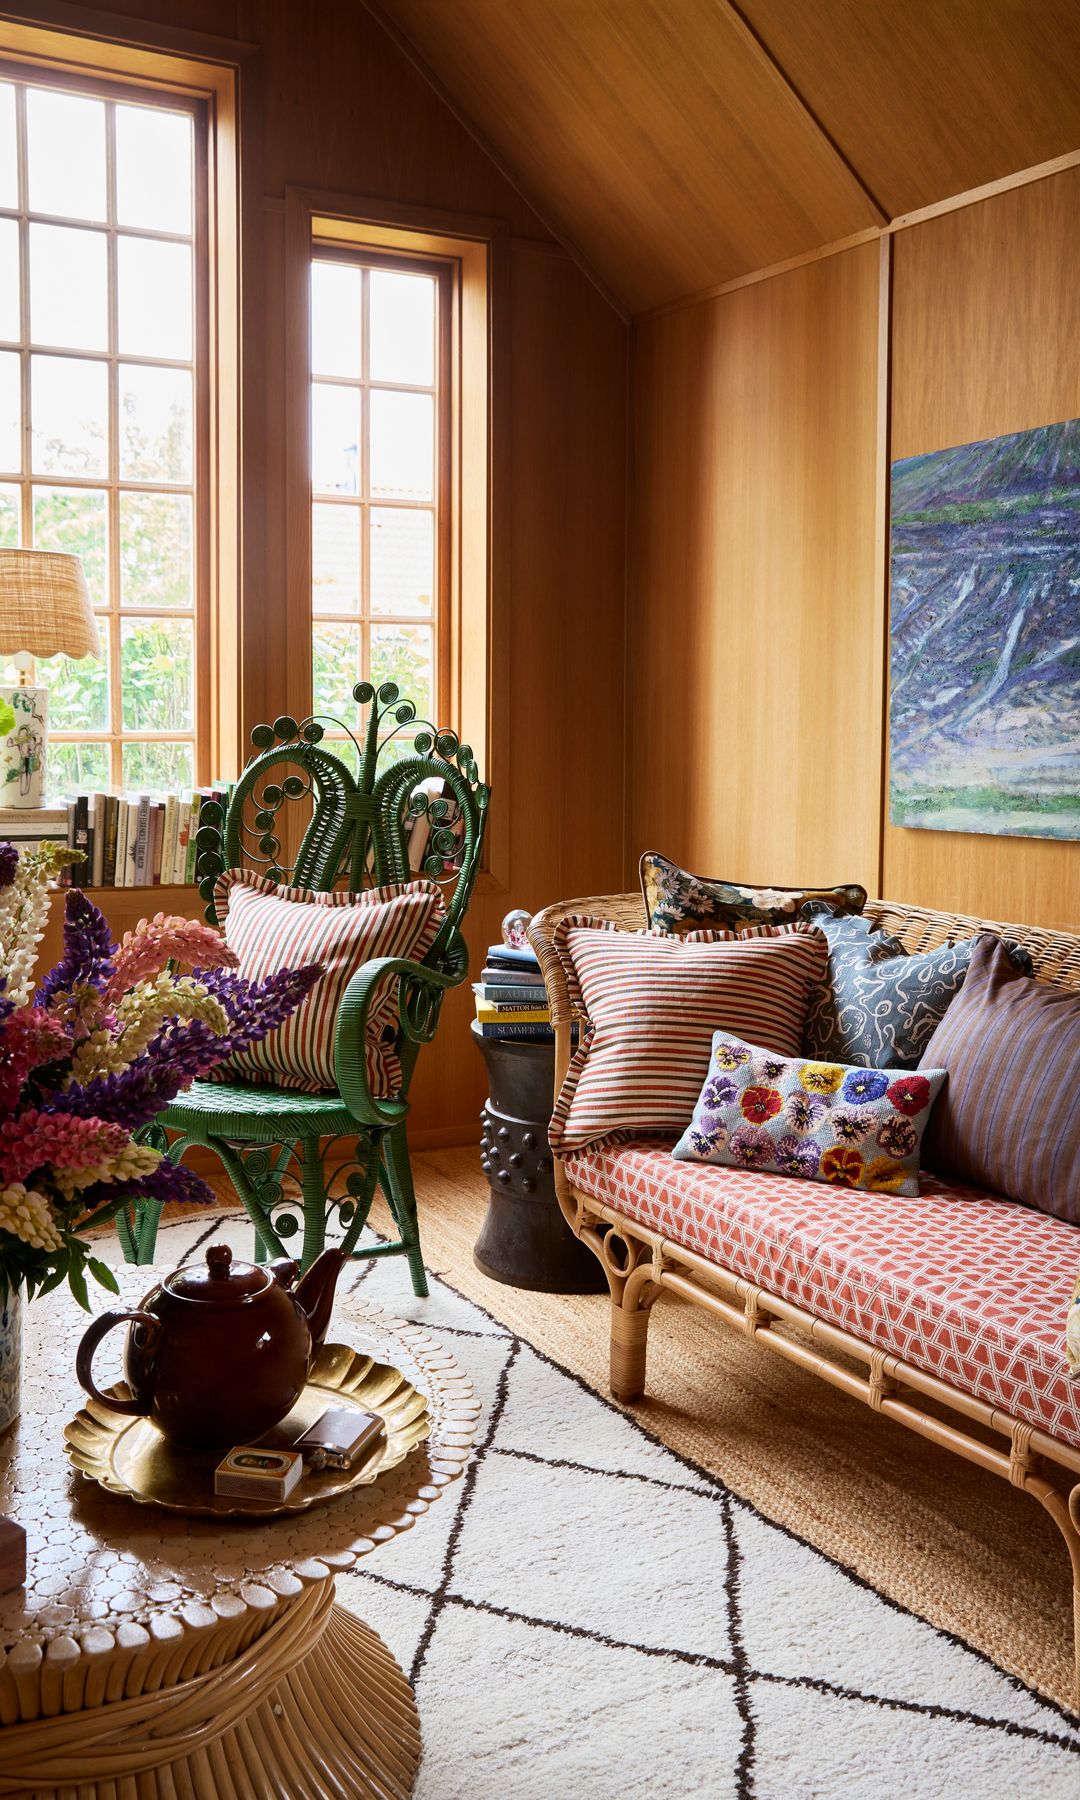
[890,414,1080,839]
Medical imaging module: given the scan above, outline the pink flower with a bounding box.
[108,914,237,998]
[0,1010,72,1114]
[0,1108,128,1183]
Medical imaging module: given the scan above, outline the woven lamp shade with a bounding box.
[0,549,100,660]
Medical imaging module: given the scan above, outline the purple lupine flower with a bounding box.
[48,963,322,1129]
[81,1153,216,1215]
[0,843,18,890]
[36,890,117,1009]
[190,964,322,1058]
[46,1050,209,1129]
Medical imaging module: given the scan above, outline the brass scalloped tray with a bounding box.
[63,1340,432,1519]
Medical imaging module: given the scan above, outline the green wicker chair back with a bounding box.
[116,681,489,1293]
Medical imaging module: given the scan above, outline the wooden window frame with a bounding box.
[309,243,453,730]
[285,187,510,891]
[0,56,208,790]
[0,17,241,789]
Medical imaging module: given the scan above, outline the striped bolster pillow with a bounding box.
[213,870,447,1096]
[548,916,829,1154]
[919,932,1080,1224]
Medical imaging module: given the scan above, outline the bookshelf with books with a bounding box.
[0,785,235,891]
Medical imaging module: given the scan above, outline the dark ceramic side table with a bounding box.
[471,1021,606,1293]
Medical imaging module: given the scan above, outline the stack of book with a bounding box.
[473,941,552,1039]
[0,786,233,888]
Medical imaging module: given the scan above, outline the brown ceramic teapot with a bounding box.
[75,1244,346,1450]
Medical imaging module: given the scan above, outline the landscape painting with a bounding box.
[889,415,1080,839]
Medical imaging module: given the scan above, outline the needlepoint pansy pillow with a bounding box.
[800,905,1034,1070]
[673,1033,946,1197]
[640,851,866,938]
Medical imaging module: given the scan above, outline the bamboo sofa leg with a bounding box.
[599,1230,662,1404]
[610,1293,655,1403]
[1058,1481,1080,1713]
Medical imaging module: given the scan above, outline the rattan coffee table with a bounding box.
[0,1268,479,1797]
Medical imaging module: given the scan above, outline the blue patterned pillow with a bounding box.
[800,906,1032,1070]
[673,1034,946,1197]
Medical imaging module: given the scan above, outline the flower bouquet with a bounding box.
[0,841,320,1316]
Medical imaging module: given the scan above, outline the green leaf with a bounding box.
[88,1259,120,1295]
[68,1262,90,1312]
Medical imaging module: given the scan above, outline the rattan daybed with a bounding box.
[529,893,1080,1707]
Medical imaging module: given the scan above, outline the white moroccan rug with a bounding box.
[149,1210,1080,1798]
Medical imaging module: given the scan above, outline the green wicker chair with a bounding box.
[115,681,489,1294]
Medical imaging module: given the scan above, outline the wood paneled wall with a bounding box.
[629,167,1080,933]
[629,243,882,896]
[883,171,1080,927]
[18,0,629,1142]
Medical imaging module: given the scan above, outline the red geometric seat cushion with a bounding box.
[564,1139,1080,1451]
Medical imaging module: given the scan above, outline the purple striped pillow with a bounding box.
[548,916,828,1154]
[919,934,1080,1223]
[213,871,446,1095]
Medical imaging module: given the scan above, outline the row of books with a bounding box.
[473,941,553,1039]
[0,790,232,889]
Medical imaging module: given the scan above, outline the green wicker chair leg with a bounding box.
[379,1121,429,1299]
[338,1148,384,1259]
[114,1203,138,1265]
[122,1124,179,1265]
[135,1200,164,1264]
[299,1136,327,1270]
[213,1140,290,1262]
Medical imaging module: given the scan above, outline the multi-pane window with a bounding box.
[309,255,445,739]
[0,72,203,793]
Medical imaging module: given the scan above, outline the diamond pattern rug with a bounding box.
[149,1209,1080,1798]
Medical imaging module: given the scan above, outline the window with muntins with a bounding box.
[0,68,206,793]
[309,252,449,747]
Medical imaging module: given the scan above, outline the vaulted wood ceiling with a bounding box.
[370,0,1080,316]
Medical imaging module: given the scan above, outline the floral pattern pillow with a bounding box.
[640,851,866,938]
[673,1033,946,1197]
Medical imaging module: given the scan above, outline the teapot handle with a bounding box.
[75,1311,160,1417]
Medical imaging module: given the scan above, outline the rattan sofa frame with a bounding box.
[530,891,1080,1708]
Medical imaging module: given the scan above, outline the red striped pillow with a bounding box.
[548,916,828,1154]
[213,871,447,1095]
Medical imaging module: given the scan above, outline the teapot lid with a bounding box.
[163,1244,272,1303]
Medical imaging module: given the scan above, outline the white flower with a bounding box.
[0,845,70,1006]
[0,1183,63,1251]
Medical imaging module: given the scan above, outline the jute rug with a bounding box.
[403,1148,1080,1720]
[148,1201,1080,1798]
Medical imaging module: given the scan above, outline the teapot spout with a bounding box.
[293,1247,347,1351]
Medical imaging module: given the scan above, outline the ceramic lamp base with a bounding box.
[0,685,47,808]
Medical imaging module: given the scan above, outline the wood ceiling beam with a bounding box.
[715,0,890,226]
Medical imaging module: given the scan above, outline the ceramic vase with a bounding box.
[0,1289,22,1435]
[0,685,47,809]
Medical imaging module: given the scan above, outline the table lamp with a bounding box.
[0,549,100,809]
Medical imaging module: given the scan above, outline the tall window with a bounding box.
[0,70,204,793]
[309,253,447,741]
